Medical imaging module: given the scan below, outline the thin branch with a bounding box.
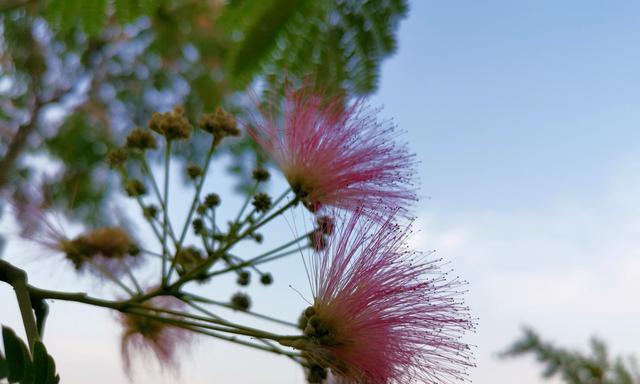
[183,300,302,363]
[161,140,171,284]
[0,91,67,188]
[167,138,217,281]
[184,292,298,328]
[172,197,299,287]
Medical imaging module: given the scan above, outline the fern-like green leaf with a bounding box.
[0,348,7,379]
[81,0,108,37]
[224,0,408,96]
[226,0,313,87]
[0,327,61,384]
[2,326,27,383]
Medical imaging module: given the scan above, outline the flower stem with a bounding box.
[182,300,301,362]
[161,140,172,285]
[27,285,301,342]
[88,260,135,296]
[140,155,178,242]
[170,323,302,359]
[255,188,291,223]
[170,197,299,288]
[28,286,124,311]
[234,181,258,226]
[167,138,217,281]
[182,292,298,328]
[124,308,299,342]
[204,234,310,279]
[123,264,143,294]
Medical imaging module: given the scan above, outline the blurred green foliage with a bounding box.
[0,326,60,384]
[502,327,640,384]
[0,0,407,226]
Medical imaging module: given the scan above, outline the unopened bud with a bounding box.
[252,193,272,213]
[148,108,191,140]
[236,271,250,286]
[186,164,203,179]
[125,179,146,197]
[198,107,239,137]
[316,216,335,235]
[260,273,273,285]
[230,292,251,311]
[192,218,204,235]
[143,205,158,220]
[106,148,128,168]
[204,193,221,208]
[125,127,158,150]
[308,230,327,251]
[252,168,270,182]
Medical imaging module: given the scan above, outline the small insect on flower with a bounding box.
[120,295,192,376]
[284,209,474,384]
[246,86,416,219]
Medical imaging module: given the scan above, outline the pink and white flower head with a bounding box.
[119,294,192,376]
[288,209,474,383]
[247,86,416,219]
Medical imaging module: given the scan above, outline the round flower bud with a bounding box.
[204,193,221,208]
[128,244,141,256]
[316,216,335,236]
[260,273,273,285]
[125,179,146,197]
[230,292,251,311]
[307,364,328,383]
[175,246,205,276]
[308,230,327,251]
[236,271,250,286]
[198,107,239,137]
[252,168,270,182]
[106,148,128,168]
[143,205,158,220]
[192,218,204,235]
[186,164,203,180]
[252,193,272,213]
[125,127,158,150]
[147,108,191,141]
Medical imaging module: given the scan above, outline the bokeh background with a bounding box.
[1,1,639,383]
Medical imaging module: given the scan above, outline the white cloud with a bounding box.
[412,160,640,383]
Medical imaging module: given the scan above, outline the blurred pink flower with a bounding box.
[120,295,192,376]
[293,210,474,383]
[15,201,141,277]
[248,87,416,218]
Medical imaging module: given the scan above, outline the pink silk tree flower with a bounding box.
[287,210,474,383]
[11,190,142,277]
[22,218,141,277]
[247,87,416,218]
[119,295,192,376]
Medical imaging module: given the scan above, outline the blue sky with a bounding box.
[373,1,640,383]
[2,1,640,383]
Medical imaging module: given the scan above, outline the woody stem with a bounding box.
[0,260,39,351]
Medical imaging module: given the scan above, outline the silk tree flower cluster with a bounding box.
[247,87,417,219]
[6,85,474,383]
[288,210,473,383]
